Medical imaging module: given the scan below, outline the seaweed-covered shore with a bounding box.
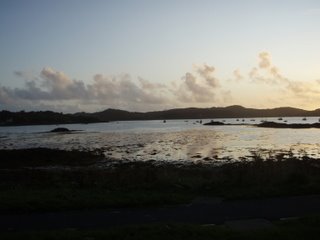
[1,148,320,213]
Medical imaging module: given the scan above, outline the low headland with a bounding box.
[203,120,320,129]
[257,121,320,129]
[2,105,320,126]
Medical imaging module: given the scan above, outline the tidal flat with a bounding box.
[2,118,320,164]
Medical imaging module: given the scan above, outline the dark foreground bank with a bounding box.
[1,148,320,213]
[1,194,320,231]
[2,215,320,239]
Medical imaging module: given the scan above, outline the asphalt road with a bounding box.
[1,195,320,231]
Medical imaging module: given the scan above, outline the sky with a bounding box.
[1,0,320,113]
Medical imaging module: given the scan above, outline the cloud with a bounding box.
[249,52,288,84]
[10,67,89,101]
[173,64,221,104]
[286,81,305,94]
[1,62,234,112]
[41,67,72,89]
[286,81,320,96]
[89,73,168,107]
[138,77,166,90]
[182,72,214,102]
[244,52,320,106]
[9,68,170,106]
[281,80,320,109]
[13,80,51,100]
[233,69,243,81]
[249,67,258,79]
[1,68,176,112]
[40,67,89,100]
[258,52,271,69]
[7,53,320,112]
[250,52,319,98]
[194,64,219,88]
[0,86,13,104]
[269,66,288,83]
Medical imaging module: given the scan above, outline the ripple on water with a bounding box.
[1,127,320,163]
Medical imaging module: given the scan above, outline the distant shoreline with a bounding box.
[1,105,320,126]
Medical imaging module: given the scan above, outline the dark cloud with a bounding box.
[13,80,51,100]
[0,86,13,104]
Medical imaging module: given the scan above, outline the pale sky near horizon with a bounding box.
[1,0,320,112]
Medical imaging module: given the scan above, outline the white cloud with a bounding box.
[249,52,288,84]
[182,72,215,102]
[1,63,227,112]
[138,77,166,90]
[233,69,243,81]
[258,52,271,69]
[89,73,168,107]
[245,52,320,108]
[0,68,175,112]
[5,52,320,112]
[172,63,221,104]
[194,64,219,88]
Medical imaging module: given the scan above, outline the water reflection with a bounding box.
[1,120,320,164]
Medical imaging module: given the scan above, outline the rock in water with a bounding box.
[50,127,70,132]
[203,121,224,126]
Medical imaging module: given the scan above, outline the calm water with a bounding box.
[1,117,320,164]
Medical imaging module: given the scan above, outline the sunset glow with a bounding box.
[1,0,320,112]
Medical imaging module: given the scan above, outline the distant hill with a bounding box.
[0,110,101,126]
[1,105,320,126]
[89,105,320,121]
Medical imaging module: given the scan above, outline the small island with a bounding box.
[50,127,71,132]
[203,120,225,126]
